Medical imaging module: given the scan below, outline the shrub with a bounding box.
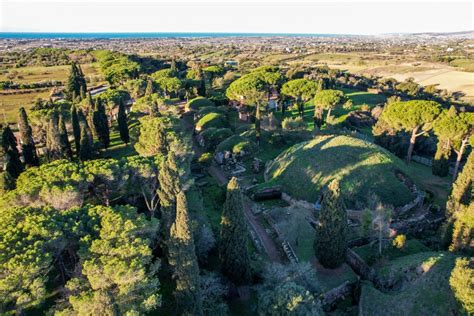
[186,97,215,111]
[360,103,371,112]
[198,152,213,167]
[343,100,353,110]
[282,117,306,131]
[392,234,407,249]
[196,113,228,131]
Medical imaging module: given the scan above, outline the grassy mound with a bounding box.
[265,135,414,207]
[359,252,459,315]
[196,112,228,131]
[186,96,215,111]
[216,135,255,154]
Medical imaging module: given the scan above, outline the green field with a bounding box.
[265,135,416,208]
[0,63,102,123]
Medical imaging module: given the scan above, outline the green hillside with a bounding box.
[265,135,415,208]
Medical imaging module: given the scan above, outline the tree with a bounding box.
[380,100,442,162]
[70,104,81,156]
[219,177,251,284]
[58,114,73,160]
[314,180,348,268]
[123,156,160,217]
[151,69,183,97]
[92,98,110,149]
[158,151,183,238]
[257,263,322,316]
[65,62,87,101]
[78,111,94,161]
[432,138,451,177]
[134,115,177,157]
[18,107,39,167]
[1,125,23,189]
[46,111,64,160]
[447,150,474,215]
[145,78,154,96]
[117,98,130,144]
[168,191,203,316]
[313,89,345,124]
[434,108,474,179]
[449,202,473,255]
[449,257,474,315]
[62,205,161,315]
[226,73,267,144]
[281,79,319,118]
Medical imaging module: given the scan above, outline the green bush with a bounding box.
[216,135,255,154]
[196,113,228,131]
[282,117,306,131]
[198,152,213,167]
[186,96,215,111]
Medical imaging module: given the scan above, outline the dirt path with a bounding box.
[243,197,282,263]
[183,115,283,262]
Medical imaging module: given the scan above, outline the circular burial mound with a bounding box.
[265,135,414,208]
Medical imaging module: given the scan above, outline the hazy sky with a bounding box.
[1,0,472,34]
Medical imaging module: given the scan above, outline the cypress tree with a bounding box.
[65,62,87,101]
[71,104,81,156]
[58,114,73,159]
[1,125,24,188]
[170,59,177,73]
[447,150,474,215]
[46,111,63,160]
[145,78,154,96]
[314,180,348,268]
[117,98,130,144]
[79,122,93,161]
[432,138,450,177]
[219,177,252,284]
[158,151,182,235]
[92,98,110,149]
[198,75,206,97]
[449,202,473,255]
[18,107,39,167]
[169,191,203,316]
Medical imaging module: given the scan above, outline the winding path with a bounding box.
[181,112,283,263]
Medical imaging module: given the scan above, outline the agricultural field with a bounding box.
[0,63,103,123]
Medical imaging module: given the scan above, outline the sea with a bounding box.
[0,32,350,39]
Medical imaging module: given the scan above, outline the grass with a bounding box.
[0,63,101,83]
[265,135,415,208]
[315,263,359,292]
[0,63,103,123]
[353,239,431,266]
[359,251,459,315]
[0,90,50,122]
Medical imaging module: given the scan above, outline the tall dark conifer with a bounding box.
[314,180,348,268]
[117,98,130,144]
[18,107,39,167]
[58,114,73,159]
[1,125,24,189]
[78,111,94,161]
[93,98,110,149]
[65,62,87,101]
[219,177,251,284]
[145,78,154,96]
[46,111,63,160]
[71,104,81,156]
[432,138,450,177]
[169,191,203,316]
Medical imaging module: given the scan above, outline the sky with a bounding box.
[0,0,473,35]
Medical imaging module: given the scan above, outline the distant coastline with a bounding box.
[0,32,353,39]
